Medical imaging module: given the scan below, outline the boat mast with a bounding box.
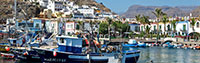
[14,0,17,20]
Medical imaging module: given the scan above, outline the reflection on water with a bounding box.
[1,47,200,63]
[127,47,200,63]
[0,58,15,63]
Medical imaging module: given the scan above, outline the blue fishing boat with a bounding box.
[137,41,146,47]
[33,36,140,63]
[123,39,138,47]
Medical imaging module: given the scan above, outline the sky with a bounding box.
[96,0,200,13]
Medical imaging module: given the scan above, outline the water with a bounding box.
[127,47,200,63]
[1,47,200,63]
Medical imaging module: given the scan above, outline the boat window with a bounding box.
[183,25,186,31]
[36,23,40,28]
[61,38,64,43]
[197,22,199,28]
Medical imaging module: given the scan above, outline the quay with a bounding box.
[110,37,200,46]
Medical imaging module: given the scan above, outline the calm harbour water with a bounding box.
[129,47,200,63]
[1,47,200,63]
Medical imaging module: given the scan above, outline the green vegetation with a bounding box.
[152,8,166,40]
[190,18,196,32]
[99,19,130,38]
[99,22,108,35]
[162,14,169,37]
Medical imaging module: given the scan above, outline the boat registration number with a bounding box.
[44,58,66,62]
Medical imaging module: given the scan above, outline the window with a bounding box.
[197,22,199,28]
[182,33,185,36]
[183,25,186,31]
[35,23,40,28]
[141,26,143,31]
[167,25,170,31]
[154,25,156,31]
[159,25,162,30]
[61,38,64,43]
[135,26,139,32]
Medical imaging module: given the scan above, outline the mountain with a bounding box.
[191,7,200,17]
[121,5,200,18]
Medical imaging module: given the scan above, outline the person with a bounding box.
[21,37,26,47]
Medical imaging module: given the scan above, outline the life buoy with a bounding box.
[5,47,10,51]
[24,51,28,56]
[85,39,89,44]
[93,40,100,48]
[53,51,57,57]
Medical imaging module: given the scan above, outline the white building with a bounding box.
[65,22,76,35]
[140,20,200,36]
[47,0,66,13]
[129,23,140,32]
[77,8,95,18]
[39,0,49,7]
[176,21,200,36]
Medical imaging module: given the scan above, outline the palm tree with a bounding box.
[162,15,168,37]
[141,15,150,32]
[135,14,141,22]
[139,15,148,31]
[111,21,119,38]
[190,18,196,40]
[107,18,112,42]
[190,18,196,32]
[171,20,177,37]
[142,16,151,38]
[152,8,165,41]
[77,21,84,32]
[145,26,151,35]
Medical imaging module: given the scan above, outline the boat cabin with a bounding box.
[8,38,23,46]
[56,36,83,53]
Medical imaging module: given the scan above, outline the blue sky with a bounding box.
[96,0,200,13]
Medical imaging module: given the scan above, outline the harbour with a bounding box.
[1,47,200,63]
[1,0,200,63]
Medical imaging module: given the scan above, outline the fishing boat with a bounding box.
[33,36,140,63]
[0,53,15,59]
[137,41,146,47]
[0,43,10,52]
[123,39,138,47]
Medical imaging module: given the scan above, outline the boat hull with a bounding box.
[34,48,140,63]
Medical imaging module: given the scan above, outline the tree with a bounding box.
[111,21,120,37]
[190,18,196,40]
[135,14,141,22]
[190,18,196,32]
[171,20,177,37]
[107,18,112,42]
[99,22,108,37]
[152,8,165,40]
[162,15,168,37]
[145,26,151,34]
[77,21,84,31]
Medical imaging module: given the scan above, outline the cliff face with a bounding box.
[121,5,200,18]
[69,0,111,12]
[0,0,43,24]
[0,0,14,24]
[0,0,111,24]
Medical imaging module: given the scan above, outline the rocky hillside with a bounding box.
[121,5,200,18]
[0,0,43,24]
[191,7,200,17]
[69,0,111,12]
[0,0,111,24]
